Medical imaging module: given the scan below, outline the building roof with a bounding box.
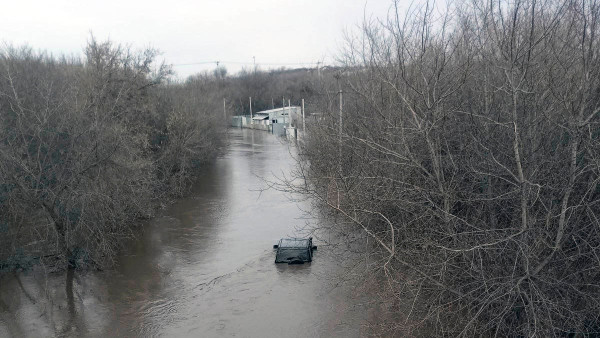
[255,106,301,115]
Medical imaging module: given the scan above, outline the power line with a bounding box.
[172,60,323,67]
[172,61,220,66]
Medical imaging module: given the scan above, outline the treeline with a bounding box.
[198,65,328,115]
[288,0,600,336]
[0,38,227,272]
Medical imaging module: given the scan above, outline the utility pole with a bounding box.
[338,88,343,207]
[271,98,274,109]
[316,61,321,78]
[223,98,226,118]
[302,98,305,132]
[339,90,342,138]
[282,97,285,124]
[249,97,253,124]
[339,89,343,143]
[339,88,343,169]
[288,99,291,127]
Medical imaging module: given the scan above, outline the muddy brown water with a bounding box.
[0,129,369,337]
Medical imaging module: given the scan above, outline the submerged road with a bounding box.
[0,129,368,337]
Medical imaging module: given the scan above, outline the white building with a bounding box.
[254,106,301,125]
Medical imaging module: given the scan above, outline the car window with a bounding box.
[279,238,309,248]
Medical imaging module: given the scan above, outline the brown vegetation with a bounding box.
[286,0,600,336]
[0,37,227,272]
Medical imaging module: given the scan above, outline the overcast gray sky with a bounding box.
[1,0,397,79]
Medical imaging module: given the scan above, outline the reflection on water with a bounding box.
[0,129,368,337]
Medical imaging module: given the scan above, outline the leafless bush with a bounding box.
[154,75,228,195]
[290,0,600,335]
[0,37,227,272]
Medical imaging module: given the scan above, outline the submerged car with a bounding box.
[273,237,317,264]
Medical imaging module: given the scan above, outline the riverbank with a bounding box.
[0,39,228,274]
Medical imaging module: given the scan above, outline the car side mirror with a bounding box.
[273,245,279,249]
[312,246,317,250]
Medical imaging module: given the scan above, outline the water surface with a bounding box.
[0,129,367,337]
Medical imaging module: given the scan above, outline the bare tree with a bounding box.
[0,36,226,272]
[288,0,600,335]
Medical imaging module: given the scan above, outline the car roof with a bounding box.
[279,238,310,248]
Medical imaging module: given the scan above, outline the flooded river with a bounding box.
[0,129,369,337]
